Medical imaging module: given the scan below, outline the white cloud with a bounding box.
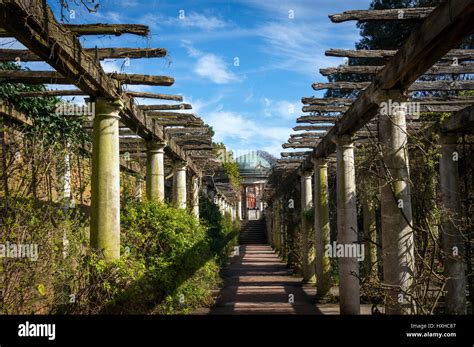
[140,12,229,32]
[262,98,300,119]
[206,110,290,149]
[100,60,124,73]
[195,54,240,84]
[179,12,228,31]
[181,41,240,84]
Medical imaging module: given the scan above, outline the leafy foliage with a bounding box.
[0,62,89,145]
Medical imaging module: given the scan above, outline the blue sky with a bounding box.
[5,0,373,157]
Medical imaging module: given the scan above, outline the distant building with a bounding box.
[235,151,272,220]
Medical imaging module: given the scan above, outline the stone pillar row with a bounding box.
[90,97,205,261]
[277,90,468,315]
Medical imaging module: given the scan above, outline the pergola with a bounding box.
[269,0,474,315]
[0,0,239,260]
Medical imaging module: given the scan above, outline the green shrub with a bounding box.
[115,200,222,314]
[199,197,239,267]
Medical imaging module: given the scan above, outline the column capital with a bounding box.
[335,134,354,147]
[94,97,124,120]
[146,140,166,152]
[173,159,187,170]
[375,89,408,103]
[300,169,313,178]
[311,157,329,167]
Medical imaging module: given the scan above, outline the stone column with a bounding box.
[336,135,360,314]
[172,160,187,209]
[238,198,243,220]
[90,98,123,261]
[362,196,378,280]
[439,134,466,314]
[274,198,282,253]
[313,158,332,298]
[301,170,316,285]
[146,141,166,202]
[191,175,200,218]
[378,91,415,314]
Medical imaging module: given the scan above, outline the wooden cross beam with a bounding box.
[440,105,474,133]
[320,63,474,76]
[139,104,192,111]
[302,104,470,113]
[280,151,312,158]
[126,92,183,101]
[0,48,167,62]
[0,102,33,125]
[301,95,474,106]
[325,48,474,61]
[290,133,325,138]
[312,80,474,91]
[157,119,204,127]
[0,70,175,86]
[293,125,330,132]
[165,127,211,135]
[0,23,149,37]
[17,89,184,101]
[145,111,198,118]
[282,143,319,149]
[296,115,338,122]
[329,7,434,23]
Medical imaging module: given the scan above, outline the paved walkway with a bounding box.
[193,220,375,315]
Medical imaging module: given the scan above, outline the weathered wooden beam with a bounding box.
[18,89,87,97]
[303,104,469,113]
[17,89,184,102]
[139,104,192,111]
[329,7,434,23]
[0,70,174,86]
[288,138,322,144]
[109,73,174,86]
[166,127,210,135]
[183,144,214,150]
[0,102,33,125]
[320,63,474,76]
[173,135,212,143]
[440,105,474,133]
[156,119,204,127]
[302,95,474,106]
[293,125,330,132]
[0,24,150,37]
[290,133,323,138]
[145,111,198,118]
[0,48,167,62]
[282,143,319,149]
[302,105,347,113]
[125,92,183,101]
[296,116,338,124]
[312,80,474,91]
[325,48,474,60]
[281,151,312,158]
[301,97,354,105]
